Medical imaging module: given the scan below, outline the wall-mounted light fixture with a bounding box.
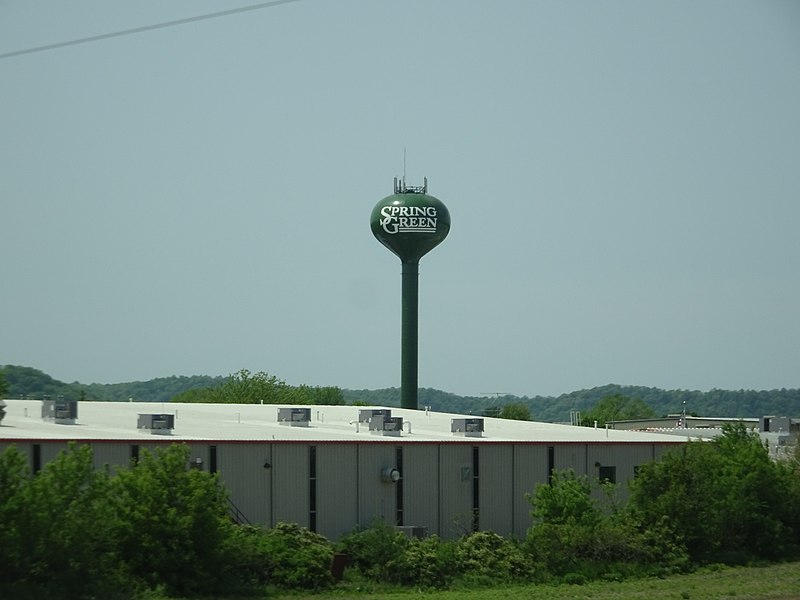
[263,460,272,469]
[381,467,401,483]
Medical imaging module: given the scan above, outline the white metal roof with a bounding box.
[0,399,689,445]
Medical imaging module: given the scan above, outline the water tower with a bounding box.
[371,178,450,409]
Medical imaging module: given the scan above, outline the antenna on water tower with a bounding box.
[370,177,450,410]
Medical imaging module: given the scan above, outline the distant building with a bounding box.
[0,399,687,540]
[606,415,799,458]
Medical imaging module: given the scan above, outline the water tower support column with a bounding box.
[401,259,419,410]
[370,178,450,412]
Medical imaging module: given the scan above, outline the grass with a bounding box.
[268,561,800,600]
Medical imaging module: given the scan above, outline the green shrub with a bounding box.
[257,522,334,589]
[338,521,409,580]
[0,444,134,599]
[563,572,587,585]
[339,522,458,588]
[109,444,235,596]
[384,535,456,588]
[453,531,531,583]
[525,469,690,583]
[630,423,800,564]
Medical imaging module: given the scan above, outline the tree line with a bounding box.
[3,365,799,421]
[345,385,800,422]
[169,369,344,405]
[1,424,799,598]
[0,365,222,403]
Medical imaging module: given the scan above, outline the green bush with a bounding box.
[109,444,236,596]
[384,535,456,588]
[339,522,458,589]
[525,469,690,582]
[629,423,800,564]
[338,520,410,580]
[256,522,334,589]
[453,531,531,583]
[0,444,132,599]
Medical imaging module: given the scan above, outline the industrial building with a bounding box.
[0,398,687,540]
[607,414,799,458]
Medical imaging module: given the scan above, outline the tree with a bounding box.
[170,386,217,403]
[171,369,345,406]
[629,422,800,563]
[525,469,689,580]
[528,470,599,527]
[580,394,656,427]
[498,403,532,421]
[0,443,127,599]
[0,369,8,398]
[109,444,236,596]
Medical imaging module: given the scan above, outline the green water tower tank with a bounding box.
[370,177,450,262]
[370,178,450,410]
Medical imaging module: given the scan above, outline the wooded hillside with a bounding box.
[2,365,798,422]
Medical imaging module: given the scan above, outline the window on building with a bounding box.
[472,446,480,532]
[32,444,41,474]
[309,446,317,532]
[598,465,616,484]
[209,445,217,474]
[395,446,404,526]
[130,444,139,464]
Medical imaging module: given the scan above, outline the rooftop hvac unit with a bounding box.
[277,407,311,427]
[369,415,403,436]
[451,417,484,437]
[137,413,175,435]
[358,408,392,423]
[761,416,791,433]
[0,399,6,425]
[41,399,78,425]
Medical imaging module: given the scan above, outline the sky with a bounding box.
[1,0,799,398]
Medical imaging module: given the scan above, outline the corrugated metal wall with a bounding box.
[438,444,474,538]
[402,444,439,535]
[512,444,549,537]
[90,442,131,472]
[587,443,648,481]
[357,442,398,527]
[316,443,358,540]
[272,444,310,528]
[479,444,514,536]
[215,443,272,526]
[1,438,683,541]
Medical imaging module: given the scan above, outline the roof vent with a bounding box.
[137,413,175,435]
[369,415,403,436]
[358,408,392,424]
[42,398,78,425]
[278,407,311,427]
[451,417,484,437]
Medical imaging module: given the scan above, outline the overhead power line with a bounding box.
[0,0,302,60]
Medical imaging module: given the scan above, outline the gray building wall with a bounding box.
[215,443,272,526]
[512,444,549,537]
[0,439,680,540]
[357,442,398,527]
[478,444,514,536]
[272,444,309,528]
[316,443,358,540]
[438,444,474,538]
[402,444,440,535]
